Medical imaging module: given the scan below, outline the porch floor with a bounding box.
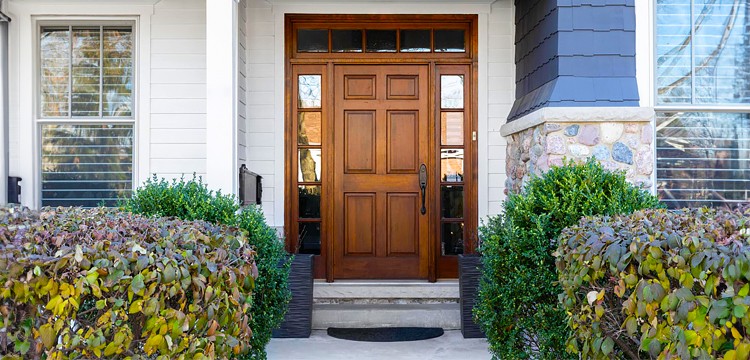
[267,330,491,359]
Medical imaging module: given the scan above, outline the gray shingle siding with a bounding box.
[509,0,640,121]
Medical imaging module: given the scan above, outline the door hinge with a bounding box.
[472,131,477,141]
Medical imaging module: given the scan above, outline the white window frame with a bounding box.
[33,16,141,208]
[650,0,750,207]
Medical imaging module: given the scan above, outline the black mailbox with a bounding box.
[239,165,262,206]
[8,176,21,204]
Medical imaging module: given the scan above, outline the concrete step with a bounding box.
[311,280,461,329]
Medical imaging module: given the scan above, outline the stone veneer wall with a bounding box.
[502,108,656,195]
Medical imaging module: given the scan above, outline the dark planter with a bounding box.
[272,253,314,338]
[459,254,486,338]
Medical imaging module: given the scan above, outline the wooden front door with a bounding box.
[333,64,430,279]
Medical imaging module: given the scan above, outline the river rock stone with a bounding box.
[612,142,633,165]
[577,125,600,146]
[601,123,624,144]
[564,125,580,137]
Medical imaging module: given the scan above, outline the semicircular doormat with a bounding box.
[327,327,444,342]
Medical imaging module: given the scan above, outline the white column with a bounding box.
[206,0,238,194]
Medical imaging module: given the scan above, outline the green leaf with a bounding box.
[601,337,614,355]
[131,273,145,295]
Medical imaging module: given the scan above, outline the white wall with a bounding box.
[238,0,247,166]
[149,0,207,181]
[486,0,514,216]
[242,0,515,227]
[244,0,276,223]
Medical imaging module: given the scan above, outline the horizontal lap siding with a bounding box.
[488,1,514,215]
[238,0,247,165]
[150,0,207,180]
[245,0,276,225]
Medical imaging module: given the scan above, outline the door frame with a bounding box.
[284,14,479,281]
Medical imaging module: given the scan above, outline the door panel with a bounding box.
[344,193,376,255]
[333,64,430,279]
[344,111,376,173]
[387,111,419,173]
[387,193,419,256]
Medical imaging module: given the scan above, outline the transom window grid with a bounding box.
[654,1,750,209]
[288,16,473,60]
[38,23,135,208]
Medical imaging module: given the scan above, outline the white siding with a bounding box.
[150,0,207,180]
[486,0,514,216]
[244,0,276,224]
[238,0,247,165]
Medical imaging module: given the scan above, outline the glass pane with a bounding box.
[441,112,464,145]
[298,75,322,108]
[41,124,133,207]
[441,185,463,219]
[102,27,133,117]
[298,222,321,255]
[298,112,322,146]
[441,222,464,256]
[297,29,328,52]
[40,27,71,117]
[656,112,750,209]
[332,30,363,52]
[691,2,750,104]
[441,149,464,182]
[434,29,465,52]
[366,30,397,52]
[655,1,692,104]
[298,185,321,219]
[298,148,322,182]
[400,30,431,52]
[441,75,464,109]
[71,28,101,117]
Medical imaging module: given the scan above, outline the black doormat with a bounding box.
[327,327,444,342]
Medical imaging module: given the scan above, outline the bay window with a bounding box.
[656,1,750,208]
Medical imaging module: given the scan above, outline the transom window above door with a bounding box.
[289,15,474,59]
[297,28,466,54]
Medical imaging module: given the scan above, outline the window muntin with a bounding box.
[41,26,133,118]
[39,23,135,208]
[655,2,750,208]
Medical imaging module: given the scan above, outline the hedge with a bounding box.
[121,175,291,359]
[0,206,257,359]
[474,159,662,359]
[557,207,750,359]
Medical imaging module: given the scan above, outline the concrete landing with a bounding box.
[267,330,491,360]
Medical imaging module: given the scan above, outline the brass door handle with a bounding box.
[419,164,427,215]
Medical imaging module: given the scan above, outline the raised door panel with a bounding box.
[344,75,376,100]
[344,193,376,256]
[387,193,419,256]
[387,111,419,173]
[387,75,419,100]
[344,111,376,173]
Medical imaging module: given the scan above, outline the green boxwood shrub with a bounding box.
[0,206,256,359]
[557,207,750,359]
[474,159,662,359]
[121,175,291,360]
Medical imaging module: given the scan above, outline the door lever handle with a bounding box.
[419,164,427,215]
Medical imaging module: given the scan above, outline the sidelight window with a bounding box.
[296,74,323,254]
[439,74,466,256]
